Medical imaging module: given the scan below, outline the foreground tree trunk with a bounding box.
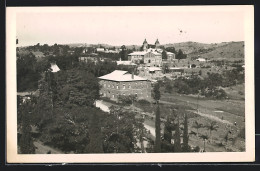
[154,102,161,153]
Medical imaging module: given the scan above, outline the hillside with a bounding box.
[187,41,244,60]
[63,41,244,60]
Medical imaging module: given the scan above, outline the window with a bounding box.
[112,94,115,98]
[116,85,119,89]
[123,84,125,89]
[104,84,106,88]
[112,85,114,88]
[129,84,131,89]
[123,93,125,96]
[104,93,106,97]
[108,84,110,88]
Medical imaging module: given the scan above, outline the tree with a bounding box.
[176,49,187,59]
[17,52,39,91]
[102,106,137,153]
[182,113,190,152]
[152,82,161,152]
[199,134,209,152]
[119,45,127,61]
[192,121,203,137]
[135,118,146,153]
[162,50,167,60]
[85,111,104,153]
[205,121,219,141]
[18,101,36,154]
[165,47,176,54]
[174,115,181,152]
[152,83,161,103]
[154,103,161,153]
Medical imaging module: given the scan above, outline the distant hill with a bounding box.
[63,41,244,60]
[186,41,244,60]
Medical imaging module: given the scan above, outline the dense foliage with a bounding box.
[162,66,244,99]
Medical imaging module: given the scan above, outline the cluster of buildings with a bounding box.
[98,39,176,102]
[127,39,175,67]
[87,39,208,102]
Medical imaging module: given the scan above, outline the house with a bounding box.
[50,62,60,72]
[116,60,136,66]
[166,52,175,61]
[169,67,184,75]
[79,56,104,64]
[96,48,105,52]
[138,67,162,77]
[196,58,206,62]
[98,70,152,101]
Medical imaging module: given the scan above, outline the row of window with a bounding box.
[103,82,148,89]
[103,92,149,98]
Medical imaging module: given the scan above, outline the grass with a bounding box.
[159,89,245,152]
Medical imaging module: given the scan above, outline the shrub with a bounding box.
[137,99,150,105]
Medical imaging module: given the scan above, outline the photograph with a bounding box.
[6,5,255,163]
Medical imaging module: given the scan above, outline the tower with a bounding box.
[143,38,148,50]
[155,39,160,49]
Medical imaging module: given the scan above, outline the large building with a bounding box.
[127,51,162,67]
[98,70,152,101]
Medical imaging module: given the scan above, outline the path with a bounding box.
[34,141,64,154]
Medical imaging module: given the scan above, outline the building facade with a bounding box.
[98,70,152,101]
[128,51,162,67]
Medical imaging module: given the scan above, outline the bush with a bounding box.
[137,99,150,104]
[118,94,137,105]
[238,127,245,139]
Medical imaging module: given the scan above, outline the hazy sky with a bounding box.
[16,6,246,46]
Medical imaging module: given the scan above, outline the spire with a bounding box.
[155,38,160,44]
[143,38,148,44]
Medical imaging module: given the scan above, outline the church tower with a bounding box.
[143,38,148,50]
[155,39,160,49]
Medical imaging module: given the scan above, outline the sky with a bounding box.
[15,6,247,47]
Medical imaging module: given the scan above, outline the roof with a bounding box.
[116,61,136,65]
[50,63,60,72]
[167,52,174,55]
[147,67,162,72]
[143,39,148,44]
[128,51,148,56]
[169,67,183,70]
[98,70,147,82]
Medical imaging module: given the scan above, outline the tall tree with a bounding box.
[153,82,161,152]
[205,121,219,142]
[18,102,36,154]
[162,50,167,60]
[154,103,161,153]
[152,82,161,103]
[119,45,127,61]
[192,120,203,137]
[85,111,104,153]
[174,115,181,152]
[182,113,190,152]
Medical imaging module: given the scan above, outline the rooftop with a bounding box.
[98,70,147,82]
[128,51,148,56]
[147,67,162,72]
[116,61,136,65]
